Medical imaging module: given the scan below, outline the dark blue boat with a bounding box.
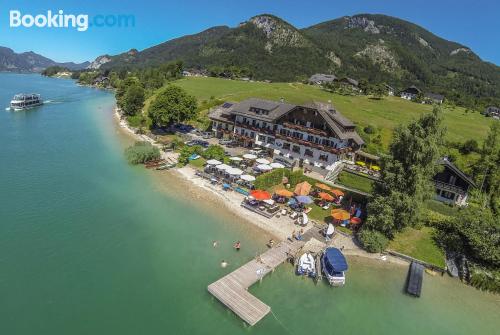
[321,247,348,286]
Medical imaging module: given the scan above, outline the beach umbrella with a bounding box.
[331,209,350,220]
[294,181,311,196]
[315,183,332,191]
[270,162,285,169]
[318,192,334,201]
[227,168,243,175]
[243,154,257,160]
[256,164,272,171]
[331,189,345,197]
[371,165,380,171]
[350,217,362,225]
[356,161,366,167]
[206,159,222,165]
[295,195,313,204]
[240,174,256,182]
[229,157,243,161]
[256,158,270,164]
[275,189,294,197]
[250,190,271,201]
[215,164,231,171]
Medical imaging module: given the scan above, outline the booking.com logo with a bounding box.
[9,10,135,32]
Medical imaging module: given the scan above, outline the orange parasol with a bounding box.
[250,190,271,200]
[294,181,311,196]
[315,183,332,191]
[331,189,345,197]
[331,209,350,220]
[350,217,362,225]
[318,192,334,201]
[275,189,294,197]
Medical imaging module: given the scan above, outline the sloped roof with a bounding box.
[309,73,337,83]
[437,157,476,188]
[230,98,296,122]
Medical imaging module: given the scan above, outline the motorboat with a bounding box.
[321,247,348,286]
[296,253,316,278]
[10,93,43,110]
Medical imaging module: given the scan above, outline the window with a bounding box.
[258,135,266,142]
[319,154,329,162]
[305,149,313,157]
[250,132,255,138]
[283,143,291,150]
[267,137,275,144]
[307,135,314,142]
[292,145,301,154]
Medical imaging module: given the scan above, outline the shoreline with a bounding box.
[113,107,409,267]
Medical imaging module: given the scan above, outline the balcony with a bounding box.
[282,122,328,137]
[235,121,274,135]
[434,181,466,195]
[275,133,351,155]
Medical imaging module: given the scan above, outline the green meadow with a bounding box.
[170,77,494,149]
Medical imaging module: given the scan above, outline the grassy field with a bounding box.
[336,171,375,194]
[170,77,494,149]
[388,226,445,267]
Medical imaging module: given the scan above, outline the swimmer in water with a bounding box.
[233,241,241,251]
[221,260,228,268]
[213,240,218,248]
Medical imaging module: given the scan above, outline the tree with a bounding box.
[365,106,445,237]
[116,76,140,108]
[201,145,226,161]
[122,84,145,116]
[372,84,388,99]
[473,123,500,212]
[124,141,160,164]
[460,139,479,154]
[148,85,197,128]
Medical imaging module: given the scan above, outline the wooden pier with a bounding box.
[208,239,305,326]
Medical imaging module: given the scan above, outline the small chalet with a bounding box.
[400,85,421,100]
[425,92,444,104]
[308,74,337,85]
[433,157,476,206]
[92,76,110,87]
[384,84,395,96]
[339,77,360,91]
[484,106,500,119]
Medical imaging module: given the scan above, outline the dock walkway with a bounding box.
[208,239,305,325]
[208,224,326,326]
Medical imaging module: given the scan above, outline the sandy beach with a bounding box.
[113,107,408,267]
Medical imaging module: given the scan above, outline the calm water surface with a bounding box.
[0,73,498,335]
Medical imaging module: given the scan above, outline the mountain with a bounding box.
[90,14,500,106]
[0,47,89,72]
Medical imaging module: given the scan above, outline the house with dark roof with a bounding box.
[433,157,476,206]
[338,77,360,91]
[209,98,364,170]
[308,73,337,85]
[425,92,444,104]
[400,85,421,100]
[484,106,500,119]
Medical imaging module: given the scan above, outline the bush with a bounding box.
[201,145,225,161]
[124,141,160,164]
[469,264,500,293]
[178,145,203,166]
[364,125,376,134]
[357,229,389,253]
[459,139,479,154]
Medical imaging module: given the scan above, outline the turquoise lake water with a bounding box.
[0,73,499,334]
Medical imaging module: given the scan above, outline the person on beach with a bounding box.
[233,241,241,251]
[221,260,228,268]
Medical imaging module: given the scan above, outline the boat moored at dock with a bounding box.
[296,252,317,278]
[9,94,43,110]
[321,247,348,286]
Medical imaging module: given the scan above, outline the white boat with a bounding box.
[321,247,348,286]
[296,252,317,278]
[10,93,43,110]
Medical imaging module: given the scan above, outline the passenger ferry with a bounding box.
[9,94,43,110]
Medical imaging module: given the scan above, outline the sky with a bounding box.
[1,0,499,65]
